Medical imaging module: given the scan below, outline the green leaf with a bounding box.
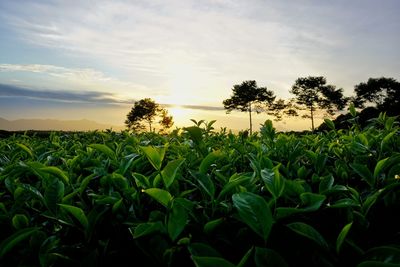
[89,144,116,160]
[203,218,224,234]
[20,183,45,202]
[374,157,389,180]
[59,204,88,230]
[232,192,273,241]
[140,145,167,171]
[218,173,252,200]
[364,246,400,264]
[188,242,221,257]
[336,222,353,253]
[254,247,288,267]
[287,222,328,250]
[237,247,254,267]
[161,158,185,188]
[191,256,236,267]
[350,163,374,188]
[0,227,38,258]
[132,172,151,189]
[261,168,285,199]
[324,118,335,130]
[12,214,29,229]
[319,175,334,194]
[144,188,173,208]
[300,192,326,211]
[381,131,396,151]
[349,102,357,117]
[168,200,188,241]
[40,166,69,184]
[362,190,382,215]
[193,171,215,199]
[16,143,33,158]
[184,126,203,145]
[199,150,222,174]
[130,221,165,239]
[44,178,64,214]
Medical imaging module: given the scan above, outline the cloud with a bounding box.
[0,64,111,81]
[0,83,223,111]
[0,83,129,105]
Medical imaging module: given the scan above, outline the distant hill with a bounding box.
[0,117,125,131]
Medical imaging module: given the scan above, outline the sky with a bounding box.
[0,0,399,131]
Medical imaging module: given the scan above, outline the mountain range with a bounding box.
[0,117,124,131]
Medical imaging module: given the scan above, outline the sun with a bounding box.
[159,63,203,106]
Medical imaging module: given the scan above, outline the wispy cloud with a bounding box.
[0,83,130,105]
[0,83,222,111]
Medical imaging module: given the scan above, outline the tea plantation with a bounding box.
[1,113,399,266]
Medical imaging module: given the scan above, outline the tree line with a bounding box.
[125,76,399,133]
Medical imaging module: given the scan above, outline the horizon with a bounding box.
[1,0,399,132]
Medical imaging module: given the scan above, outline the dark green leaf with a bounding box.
[40,166,69,184]
[0,227,38,258]
[89,144,116,160]
[336,222,353,253]
[168,200,188,241]
[350,163,374,188]
[254,247,288,267]
[199,150,222,174]
[130,221,165,239]
[59,204,88,230]
[191,256,236,267]
[162,158,185,188]
[232,192,273,241]
[287,222,328,250]
[261,167,285,199]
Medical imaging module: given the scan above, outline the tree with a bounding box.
[125,98,173,132]
[354,77,400,115]
[223,80,275,135]
[290,76,347,131]
[158,109,174,133]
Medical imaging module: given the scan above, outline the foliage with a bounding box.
[353,77,400,115]
[223,80,275,135]
[290,76,348,131]
[1,113,400,266]
[125,98,173,133]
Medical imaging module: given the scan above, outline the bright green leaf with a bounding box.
[144,188,173,208]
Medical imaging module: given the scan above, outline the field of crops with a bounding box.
[1,113,399,267]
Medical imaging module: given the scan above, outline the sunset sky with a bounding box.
[1,0,399,131]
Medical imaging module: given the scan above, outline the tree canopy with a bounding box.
[223,80,275,135]
[125,98,173,132]
[290,76,347,131]
[354,77,400,115]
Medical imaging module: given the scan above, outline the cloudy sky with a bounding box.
[0,0,399,131]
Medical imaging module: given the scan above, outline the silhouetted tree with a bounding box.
[159,109,174,133]
[266,98,299,121]
[223,80,275,135]
[125,98,173,132]
[354,77,400,115]
[290,76,347,131]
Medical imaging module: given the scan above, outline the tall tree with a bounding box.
[354,77,400,114]
[290,76,347,131]
[223,80,275,135]
[125,98,173,132]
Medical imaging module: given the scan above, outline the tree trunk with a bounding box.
[149,121,152,132]
[310,106,314,132]
[249,103,253,135]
